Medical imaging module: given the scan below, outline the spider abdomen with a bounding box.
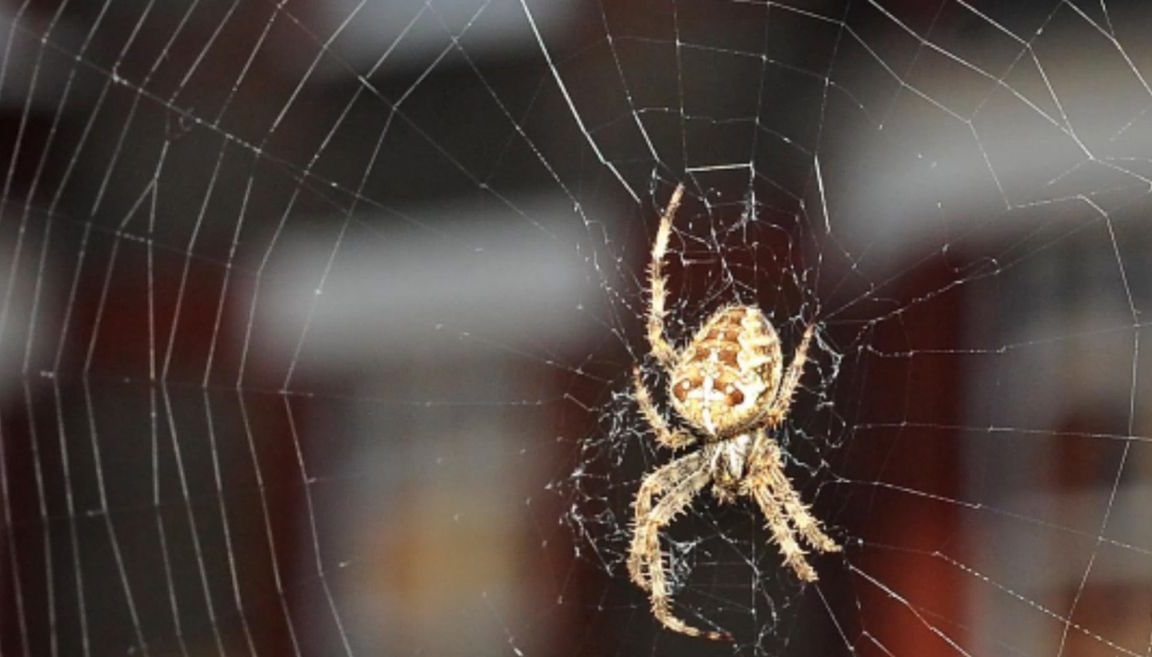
[667,305,784,437]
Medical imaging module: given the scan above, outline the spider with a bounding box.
[628,183,841,641]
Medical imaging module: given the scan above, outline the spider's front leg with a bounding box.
[759,440,840,555]
[629,453,730,641]
[633,367,695,450]
[627,450,707,589]
[744,432,839,582]
[646,183,685,367]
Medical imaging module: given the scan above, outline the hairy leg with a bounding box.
[628,451,707,588]
[762,324,815,427]
[746,471,818,582]
[744,433,838,581]
[761,441,840,554]
[630,460,730,641]
[634,367,696,450]
[646,183,685,367]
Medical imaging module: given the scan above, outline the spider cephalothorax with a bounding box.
[628,183,840,641]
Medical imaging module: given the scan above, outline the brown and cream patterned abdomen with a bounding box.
[668,306,784,438]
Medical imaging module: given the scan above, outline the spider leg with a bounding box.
[748,479,817,581]
[762,323,815,427]
[744,434,839,582]
[627,450,706,588]
[634,367,696,450]
[761,441,840,554]
[646,183,685,367]
[629,455,730,641]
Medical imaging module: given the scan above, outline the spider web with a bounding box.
[0,1,1149,657]
[558,178,849,651]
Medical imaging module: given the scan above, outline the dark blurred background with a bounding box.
[0,1,1149,656]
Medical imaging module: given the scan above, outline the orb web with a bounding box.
[0,2,1149,657]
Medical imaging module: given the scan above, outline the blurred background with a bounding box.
[0,0,1149,656]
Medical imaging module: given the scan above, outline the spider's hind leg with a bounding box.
[633,367,696,451]
[646,184,685,367]
[763,324,816,427]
